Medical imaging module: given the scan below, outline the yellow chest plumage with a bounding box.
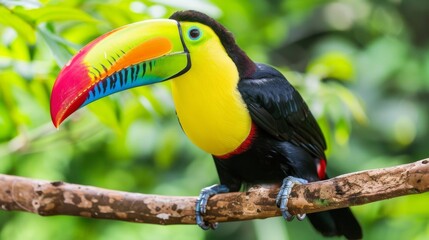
[171,38,252,156]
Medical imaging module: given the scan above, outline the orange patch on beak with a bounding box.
[102,37,173,80]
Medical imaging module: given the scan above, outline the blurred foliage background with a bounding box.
[0,0,429,239]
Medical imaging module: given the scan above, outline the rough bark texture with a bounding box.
[1,159,428,225]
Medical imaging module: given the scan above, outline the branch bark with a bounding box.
[1,159,428,225]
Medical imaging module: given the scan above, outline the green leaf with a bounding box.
[37,23,74,67]
[0,0,41,8]
[0,5,36,44]
[155,126,180,169]
[0,103,14,140]
[86,97,122,136]
[331,83,367,124]
[95,4,135,27]
[357,37,407,85]
[334,118,350,146]
[421,49,429,89]
[10,34,31,61]
[308,52,355,81]
[22,6,97,24]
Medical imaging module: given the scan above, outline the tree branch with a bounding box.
[1,159,428,225]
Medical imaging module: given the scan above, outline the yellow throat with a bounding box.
[171,23,252,156]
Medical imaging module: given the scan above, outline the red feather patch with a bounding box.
[317,159,327,180]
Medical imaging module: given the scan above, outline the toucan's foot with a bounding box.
[196,184,229,230]
[276,176,308,221]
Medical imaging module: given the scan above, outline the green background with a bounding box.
[1,0,429,239]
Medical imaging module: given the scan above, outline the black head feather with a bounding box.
[170,10,256,78]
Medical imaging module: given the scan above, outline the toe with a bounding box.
[195,184,229,230]
[276,176,308,222]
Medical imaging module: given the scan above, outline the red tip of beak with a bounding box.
[50,62,90,128]
[50,31,116,127]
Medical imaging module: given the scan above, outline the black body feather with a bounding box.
[171,10,362,239]
[214,63,362,239]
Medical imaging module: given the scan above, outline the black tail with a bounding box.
[307,207,362,239]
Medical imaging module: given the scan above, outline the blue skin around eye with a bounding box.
[188,27,202,40]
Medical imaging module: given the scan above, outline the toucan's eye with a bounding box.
[188,27,202,40]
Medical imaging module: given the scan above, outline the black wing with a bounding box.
[238,63,326,159]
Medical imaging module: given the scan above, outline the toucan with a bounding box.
[50,10,362,239]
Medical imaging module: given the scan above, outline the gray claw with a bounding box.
[195,184,229,230]
[276,176,308,222]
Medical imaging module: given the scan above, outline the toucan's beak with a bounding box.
[50,19,190,127]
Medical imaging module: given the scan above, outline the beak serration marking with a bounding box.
[141,62,147,78]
